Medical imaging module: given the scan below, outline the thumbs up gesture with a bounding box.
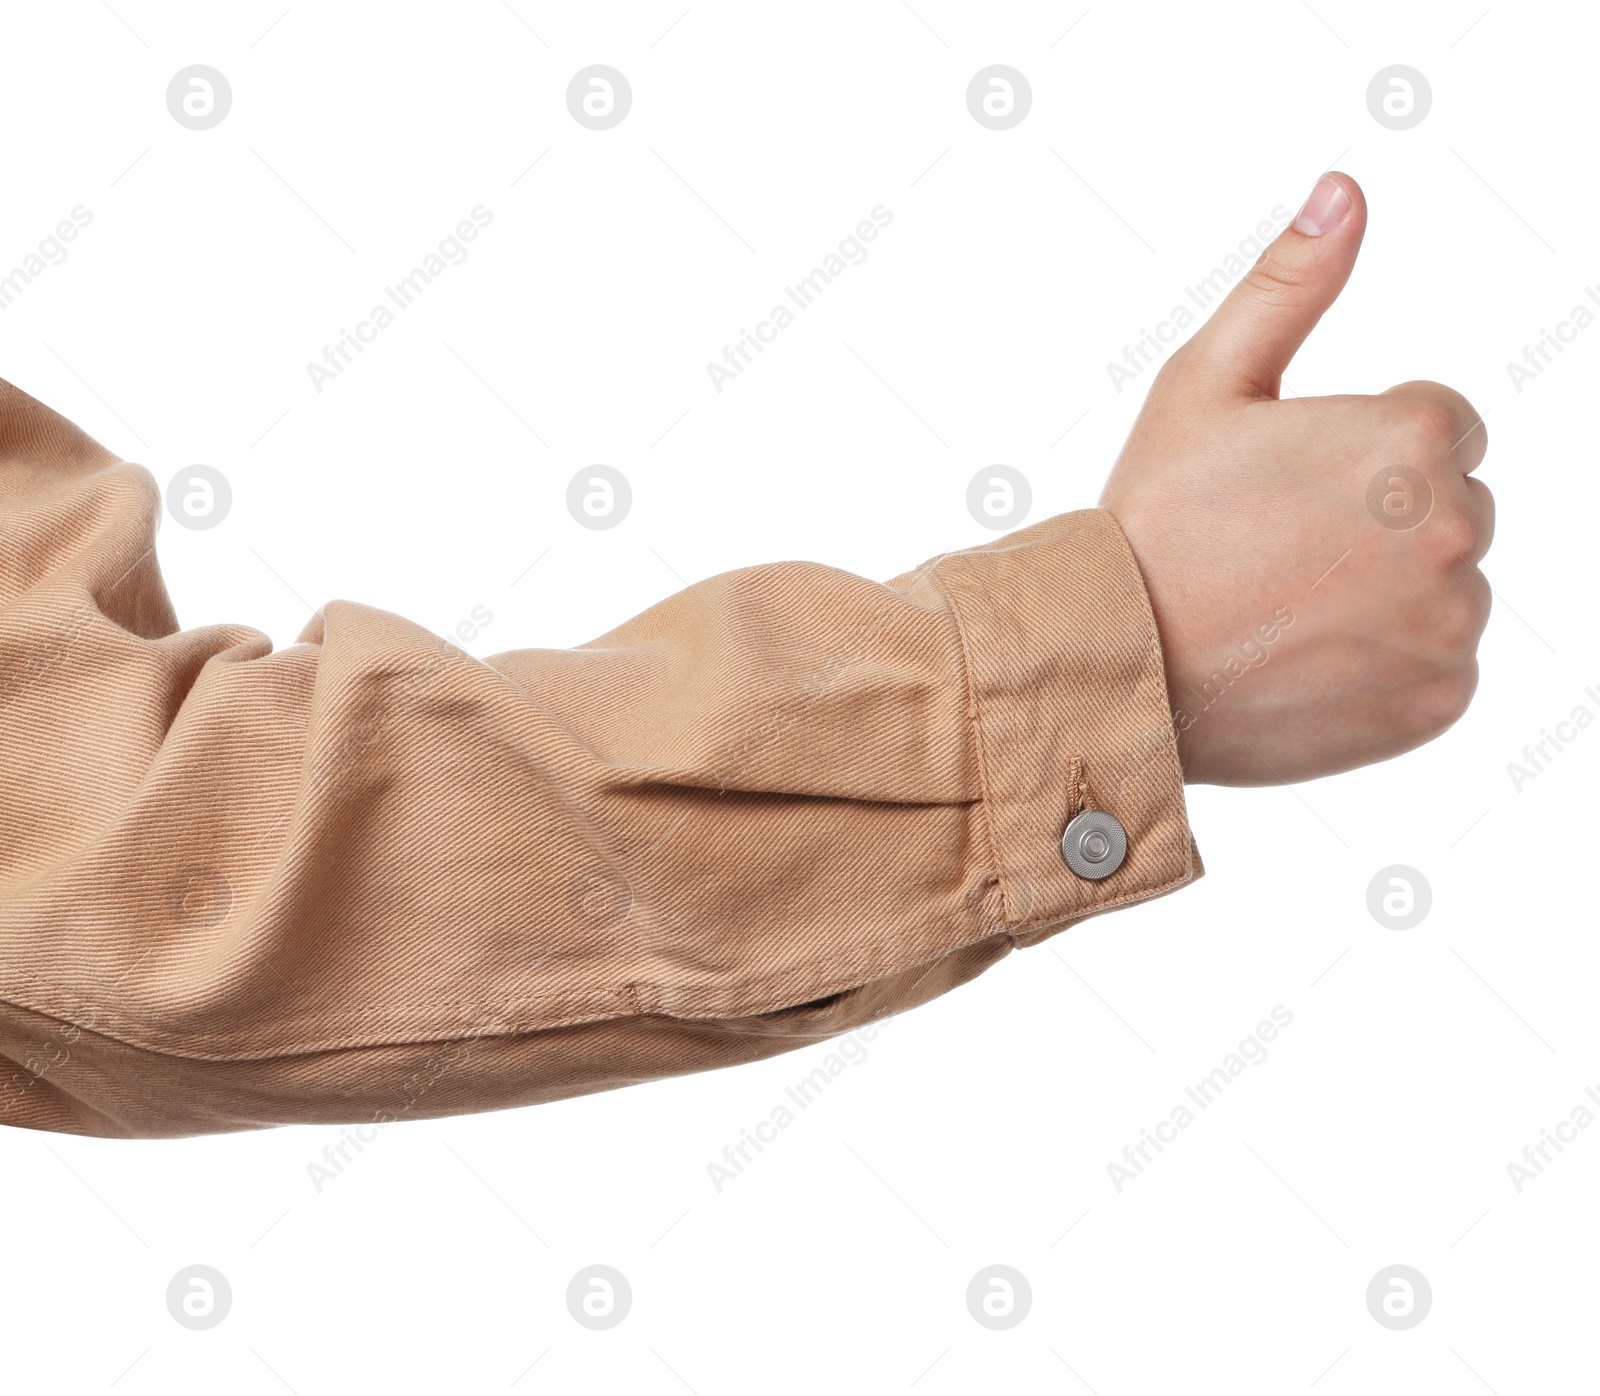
[1100,172,1494,786]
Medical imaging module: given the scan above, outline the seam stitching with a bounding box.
[924,553,1011,929]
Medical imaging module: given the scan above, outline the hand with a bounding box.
[1099,172,1494,786]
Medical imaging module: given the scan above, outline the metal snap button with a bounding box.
[1061,809,1127,880]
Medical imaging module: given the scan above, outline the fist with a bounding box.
[1100,172,1494,786]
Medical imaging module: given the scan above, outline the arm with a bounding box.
[0,380,1193,1138]
[0,172,1490,1139]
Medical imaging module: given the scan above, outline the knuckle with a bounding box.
[1242,253,1311,302]
[1470,481,1497,554]
[1391,378,1476,414]
[1399,399,1459,454]
[1446,664,1481,723]
[1435,581,1491,651]
[1468,568,1494,632]
[1422,507,1476,563]
[1390,377,1456,401]
[1416,664,1480,736]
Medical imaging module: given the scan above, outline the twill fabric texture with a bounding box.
[0,378,1199,1138]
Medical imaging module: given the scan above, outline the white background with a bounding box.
[1,1,1594,1391]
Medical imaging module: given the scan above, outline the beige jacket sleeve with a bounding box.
[0,377,1199,1139]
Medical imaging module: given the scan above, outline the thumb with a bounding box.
[1187,171,1367,399]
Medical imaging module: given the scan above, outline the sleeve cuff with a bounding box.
[921,507,1202,945]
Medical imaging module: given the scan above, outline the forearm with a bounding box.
[0,381,1197,1138]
